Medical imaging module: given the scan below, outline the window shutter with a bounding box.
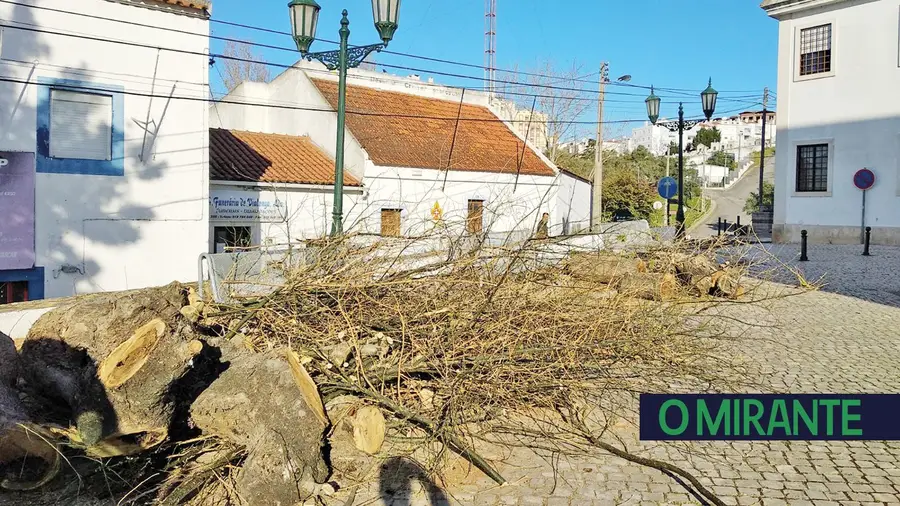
[50,90,113,161]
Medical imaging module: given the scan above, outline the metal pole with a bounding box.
[676,103,686,236]
[860,189,867,244]
[591,62,608,231]
[330,11,351,237]
[758,88,768,210]
[863,227,871,256]
[665,144,670,227]
[800,230,809,262]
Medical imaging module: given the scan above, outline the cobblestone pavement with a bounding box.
[337,246,900,506]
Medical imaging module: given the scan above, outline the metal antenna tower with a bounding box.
[485,0,497,98]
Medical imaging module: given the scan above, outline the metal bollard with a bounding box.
[863,227,872,256]
[800,230,809,261]
[717,217,722,236]
[736,216,741,227]
[723,219,729,235]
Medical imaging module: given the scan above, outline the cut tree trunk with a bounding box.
[674,254,720,295]
[566,254,644,284]
[18,282,203,450]
[617,273,678,301]
[0,331,60,491]
[188,340,330,506]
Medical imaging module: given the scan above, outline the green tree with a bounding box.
[601,168,657,221]
[706,151,736,169]
[744,181,775,214]
[692,127,721,149]
[553,149,593,180]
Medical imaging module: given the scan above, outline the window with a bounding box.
[380,209,401,237]
[467,200,484,234]
[799,24,832,76]
[796,144,829,192]
[37,78,124,176]
[50,90,113,160]
[0,281,29,305]
[213,226,252,253]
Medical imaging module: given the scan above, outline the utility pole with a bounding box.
[590,62,609,231]
[758,87,769,210]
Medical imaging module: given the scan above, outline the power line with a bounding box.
[0,0,771,96]
[0,21,709,101]
[0,74,663,126]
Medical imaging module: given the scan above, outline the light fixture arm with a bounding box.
[303,43,385,71]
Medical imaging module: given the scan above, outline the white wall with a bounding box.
[769,0,900,243]
[0,0,210,298]
[356,164,561,240]
[555,172,592,234]
[209,182,364,247]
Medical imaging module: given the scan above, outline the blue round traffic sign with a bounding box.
[658,176,678,199]
[854,169,875,190]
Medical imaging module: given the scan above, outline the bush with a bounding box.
[744,181,775,214]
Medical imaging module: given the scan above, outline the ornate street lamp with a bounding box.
[288,0,402,236]
[645,86,660,126]
[645,79,718,237]
[700,78,718,121]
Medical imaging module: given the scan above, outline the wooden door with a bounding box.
[381,209,401,237]
[467,200,484,234]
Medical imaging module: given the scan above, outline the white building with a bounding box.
[208,63,591,246]
[492,97,550,152]
[0,0,210,301]
[762,0,900,244]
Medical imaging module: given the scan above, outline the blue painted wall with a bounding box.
[0,267,45,301]
[36,77,125,176]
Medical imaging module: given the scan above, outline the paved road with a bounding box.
[338,246,900,506]
[693,158,775,238]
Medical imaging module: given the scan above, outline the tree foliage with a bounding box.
[692,127,721,149]
[744,181,775,214]
[706,151,736,170]
[601,168,657,222]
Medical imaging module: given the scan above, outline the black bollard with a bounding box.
[736,216,741,227]
[800,230,809,261]
[717,217,722,236]
[723,219,729,235]
[863,227,872,256]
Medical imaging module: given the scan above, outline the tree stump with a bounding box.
[0,331,59,491]
[189,342,330,505]
[18,282,202,451]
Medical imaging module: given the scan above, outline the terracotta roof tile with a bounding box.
[147,0,209,10]
[209,129,360,186]
[310,78,556,177]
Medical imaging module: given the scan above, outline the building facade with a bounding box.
[763,0,900,244]
[209,64,590,245]
[0,0,210,301]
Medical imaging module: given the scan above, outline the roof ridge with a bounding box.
[308,76,497,112]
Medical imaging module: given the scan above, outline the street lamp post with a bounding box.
[645,78,718,237]
[288,0,401,236]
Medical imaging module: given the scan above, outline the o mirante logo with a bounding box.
[640,394,900,441]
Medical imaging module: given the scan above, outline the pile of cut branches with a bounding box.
[1,233,781,506]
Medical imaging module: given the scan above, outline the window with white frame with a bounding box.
[796,144,829,192]
[799,24,832,76]
[49,90,113,160]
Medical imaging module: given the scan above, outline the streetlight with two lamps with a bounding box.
[288,0,401,236]
[644,79,718,236]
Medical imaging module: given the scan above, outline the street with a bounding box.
[692,157,776,238]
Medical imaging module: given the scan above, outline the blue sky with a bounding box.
[209,0,778,139]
